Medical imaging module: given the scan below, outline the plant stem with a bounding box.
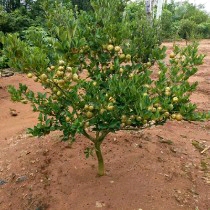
[83,129,109,176]
[94,141,104,176]
[82,129,95,142]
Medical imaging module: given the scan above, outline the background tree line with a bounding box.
[0,0,92,33]
[1,0,210,38]
[161,0,210,40]
[0,0,210,69]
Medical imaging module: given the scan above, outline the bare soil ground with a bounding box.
[0,40,210,210]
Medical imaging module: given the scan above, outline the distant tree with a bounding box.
[71,0,92,11]
[0,5,32,33]
[0,0,21,12]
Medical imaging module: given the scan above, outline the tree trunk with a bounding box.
[83,129,108,176]
[156,0,164,19]
[95,142,104,176]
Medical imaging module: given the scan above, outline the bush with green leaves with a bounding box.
[160,9,178,40]
[196,22,210,39]
[2,0,209,176]
[0,6,33,33]
[178,19,197,40]
[0,54,8,69]
[0,31,8,69]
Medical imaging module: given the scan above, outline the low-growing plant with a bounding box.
[2,0,209,176]
[0,53,8,69]
[0,32,8,69]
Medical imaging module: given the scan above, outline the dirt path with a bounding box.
[0,40,209,210]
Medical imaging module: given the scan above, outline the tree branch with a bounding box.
[82,129,95,142]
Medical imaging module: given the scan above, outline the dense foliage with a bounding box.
[0,0,94,68]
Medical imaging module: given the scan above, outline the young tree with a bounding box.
[2,0,209,176]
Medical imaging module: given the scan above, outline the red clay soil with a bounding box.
[0,40,210,210]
